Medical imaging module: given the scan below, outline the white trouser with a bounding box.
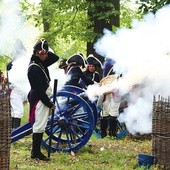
[33,87,52,133]
[10,87,27,118]
[32,100,50,133]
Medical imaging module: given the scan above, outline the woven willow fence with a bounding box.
[152,96,170,169]
[0,92,11,170]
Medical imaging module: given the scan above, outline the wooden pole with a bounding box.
[48,79,58,158]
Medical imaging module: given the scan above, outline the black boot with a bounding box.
[31,133,50,161]
[108,116,117,137]
[12,118,21,129]
[100,117,108,138]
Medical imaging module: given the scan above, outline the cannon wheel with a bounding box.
[61,85,98,127]
[62,86,127,139]
[42,91,95,152]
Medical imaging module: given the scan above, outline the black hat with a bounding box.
[66,54,86,68]
[87,54,102,68]
[7,61,13,71]
[102,58,115,77]
[59,58,67,69]
[33,39,49,53]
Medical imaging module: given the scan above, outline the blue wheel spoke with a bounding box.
[65,130,72,150]
[43,136,50,143]
[69,116,91,125]
[43,89,95,152]
[55,129,64,149]
[71,112,89,118]
[70,122,90,131]
[70,114,89,121]
[68,104,83,117]
[69,127,83,141]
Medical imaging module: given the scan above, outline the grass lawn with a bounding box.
[10,134,155,170]
[10,104,158,170]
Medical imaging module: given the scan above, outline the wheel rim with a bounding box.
[61,85,98,126]
[42,91,94,152]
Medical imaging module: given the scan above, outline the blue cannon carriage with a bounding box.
[11,85,127,153]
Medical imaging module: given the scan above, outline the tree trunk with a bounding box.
[87,0,120,63]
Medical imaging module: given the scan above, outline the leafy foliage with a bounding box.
[0,55,10,71]
[20,0,143,58]
[21,0,91,57]
[20,1,116,57]
[137,0,170,14]
[120,0,143,29]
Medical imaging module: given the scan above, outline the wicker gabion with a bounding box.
[0,92,11,170]
[152,96,170,169]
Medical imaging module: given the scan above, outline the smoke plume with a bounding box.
[88,5,170,135]
[0,0,67,93]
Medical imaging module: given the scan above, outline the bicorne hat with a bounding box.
[33,39,49,53]
[86,54,102,68]
[59,58,67,69]
[66,53,86,68]
[102,58,115,77]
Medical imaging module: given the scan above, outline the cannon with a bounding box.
[11,85,127,153]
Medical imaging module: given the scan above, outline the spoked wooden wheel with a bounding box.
[42,91,95,152]
[62,85,99,127]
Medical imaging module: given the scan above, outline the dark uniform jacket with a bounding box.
[102,58,115,77]
[84,70,100,83]
[65,64,94,87]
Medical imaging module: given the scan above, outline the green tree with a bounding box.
[0,56,9,72]
[21,0,90,57]
[87,0,119,61]
[21,0,142,59]
[137,0,170,14]
[120,0,142,28]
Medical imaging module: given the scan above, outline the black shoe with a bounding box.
[108,131,113,137]
[31,151,50,161]
[101,132,107,138]
[101,134,107,138]
[109,130,117,137]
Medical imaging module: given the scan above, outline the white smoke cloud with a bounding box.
[49,64,71,92]
[0,0,40,56]
[87,5,170,135]
[8,52,30,95]
[0,0,38,94]
[0,0,69,95]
